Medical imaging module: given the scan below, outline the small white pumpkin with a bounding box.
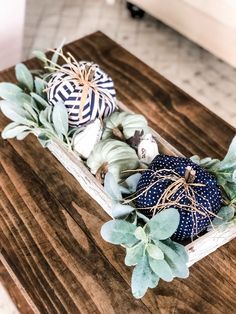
[102,111,149,141]
[72,119,103,159]
[87,139,140,183]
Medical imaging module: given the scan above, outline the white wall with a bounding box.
[0,0,26,70]
[131,0,236,67]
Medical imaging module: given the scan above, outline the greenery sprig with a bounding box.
[191,135,236,229]
[102,172,189,298]
[0,49,72,149]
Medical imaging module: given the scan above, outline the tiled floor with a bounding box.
[1,0,236,312]
[23,0,236,127]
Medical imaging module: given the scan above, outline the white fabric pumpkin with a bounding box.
[47,61,116,127]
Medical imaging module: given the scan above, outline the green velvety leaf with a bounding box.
[162,239,189,264]
[119,185,130,195]
[191,155,220,170]
[190,155,200,164]
[224,182,236,202]
[146,243,164,260]
[158,241,189,278]
[147,208,180,240]
[217,172,234,185]
[221,135,236,167]
[231,172,236,183]
[111,203,134,219]
[134,226,147,242]
[39,108,53,130]
[38,133,51,147]
[0,100,34,125]
[125,241,145,266]
[30,92,48,108]
[148,271,159,289]
[1,123,30,139]
[23,103,38,121]
[52,102,68,136]
[10,93,37,111]
[35,77,46,96]
[131,255,159,299]
[104,172,122,201]
[217,136,236,183]
[1,121,18,136]
[1,89,37,114]
[125,211,138,225]
[46,105,53,121]
[15,63,34,91]
[50,40,64,68]
[213,136,236,185]
[33,50,47,64]
[0,83,22,101]
[123,173,142,193]
[148,256,173,282]
[212,206,235,227]
[101,220,137,246]
[136,211,150,223]
[191,136,236,205]
[16,130,31,140]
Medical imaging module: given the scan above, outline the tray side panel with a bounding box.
[48,141,113,217]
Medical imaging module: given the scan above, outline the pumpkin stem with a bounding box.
[185,166,196,183]
[84,64,95,81]
[96,162,109,184]
[112,126,125,140]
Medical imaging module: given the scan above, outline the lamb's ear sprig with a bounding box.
[102,172,189,298]
[191,135,236,228]
[32,40,65,77]
[0,60,71,149]
[101,207,189,299]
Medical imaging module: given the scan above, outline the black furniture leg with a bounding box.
[126,2,145,19]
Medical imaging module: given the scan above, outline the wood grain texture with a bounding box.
[0,32,236,313]
[0,131,151,314]
[0,261,33,314]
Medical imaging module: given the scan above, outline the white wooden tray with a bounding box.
[47,101,236,266]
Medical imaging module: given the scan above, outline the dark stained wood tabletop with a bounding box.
[0,31,236,314]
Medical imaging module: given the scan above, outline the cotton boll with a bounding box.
[138,133,159,164]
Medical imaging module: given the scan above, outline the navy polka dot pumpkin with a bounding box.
[135,155,222,241]
[47,61,116,127]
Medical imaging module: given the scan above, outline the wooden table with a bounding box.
[0,32,235,314]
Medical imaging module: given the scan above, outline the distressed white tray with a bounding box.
[47,101,236,267]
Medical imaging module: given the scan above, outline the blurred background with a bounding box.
[0,0,236,312]
[0,0,236,129]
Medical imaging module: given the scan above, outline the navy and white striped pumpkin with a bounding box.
[135,155,222,241]
[47,61,116,127]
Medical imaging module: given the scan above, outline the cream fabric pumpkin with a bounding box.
[87,139,140,182]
